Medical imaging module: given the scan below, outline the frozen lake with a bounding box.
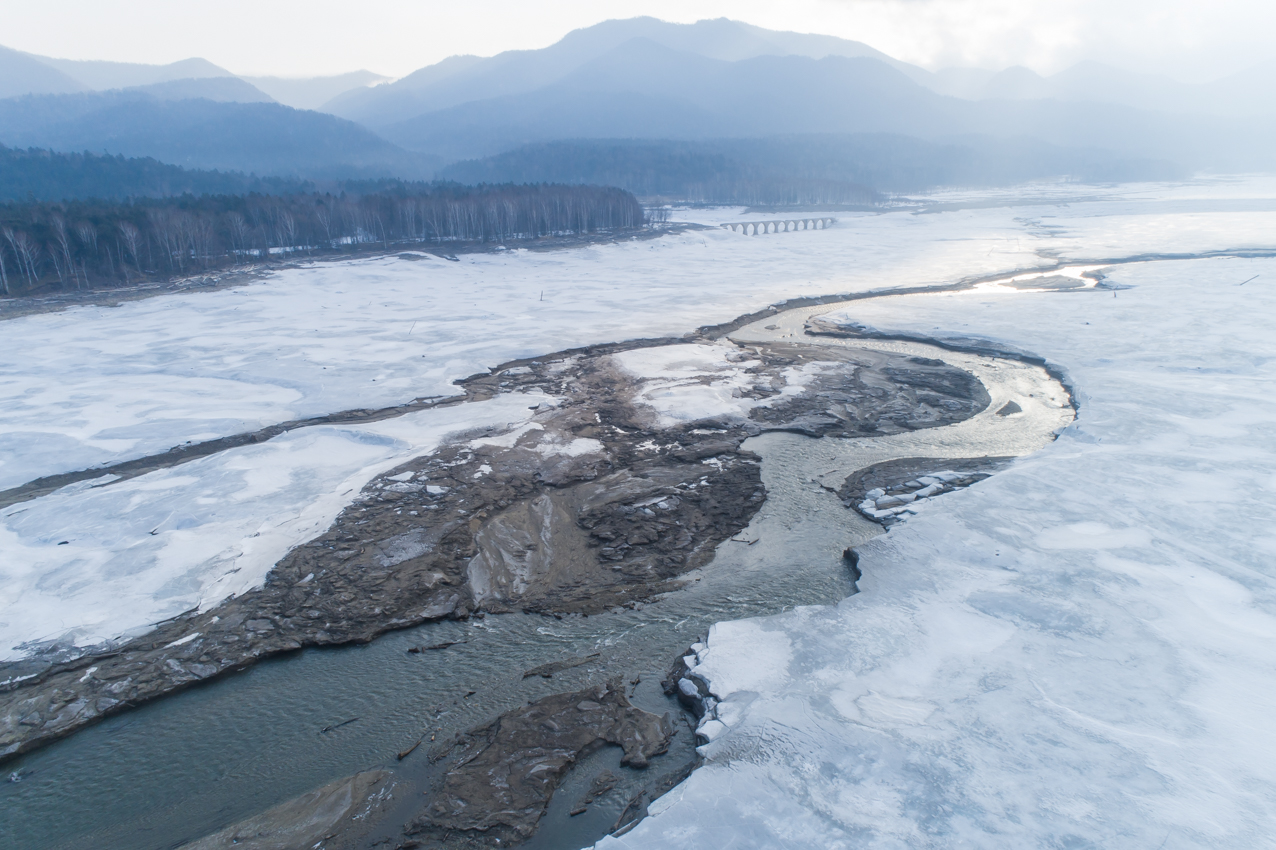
[603,254,1276,845]
[1,295,1072,850]
[3,176,1276,849]
[4,177,1276,664]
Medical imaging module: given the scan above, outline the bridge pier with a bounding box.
[721,217,836,235]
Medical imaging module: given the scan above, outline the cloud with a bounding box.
[795,0,1276,80]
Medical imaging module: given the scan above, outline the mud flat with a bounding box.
[1,288,1073,850]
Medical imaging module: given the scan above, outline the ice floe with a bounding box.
[855,470,992,524]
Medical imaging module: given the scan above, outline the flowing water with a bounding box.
[1,299,1073,850]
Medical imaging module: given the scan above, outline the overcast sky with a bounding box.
[1,0,1270,82]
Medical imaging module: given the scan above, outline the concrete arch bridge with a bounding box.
[722,217,836,235]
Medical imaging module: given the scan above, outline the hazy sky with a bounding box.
[1,0,1270,82]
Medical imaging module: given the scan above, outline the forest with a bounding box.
[0,182,646,296]
[441,135,1183,200]
[0,145,307,202]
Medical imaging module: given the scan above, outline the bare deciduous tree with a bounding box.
[0,183,646,297]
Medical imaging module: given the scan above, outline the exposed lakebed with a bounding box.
[1,290,1074,850]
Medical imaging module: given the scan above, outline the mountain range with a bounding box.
[1,17,1272,196]
[323,19,1272,171]
[0,44,389,108]
[0,92,438,179]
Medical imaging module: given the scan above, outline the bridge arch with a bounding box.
[721,216,837,235]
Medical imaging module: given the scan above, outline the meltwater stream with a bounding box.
[1,302,1073,850]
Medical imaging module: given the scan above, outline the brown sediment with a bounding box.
[6,246,1175,513]
[182,681,680,850]
[523,655,602,679]
[175,769,395,850]
[0,339,989,763]
[399,679,673,849]
[571,770,619,815]
[4,241,1245,842]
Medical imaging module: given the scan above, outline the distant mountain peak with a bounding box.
[241,70,392,111]
[324,16,934,130]
[0,45,88,99]
[31,53,235,91]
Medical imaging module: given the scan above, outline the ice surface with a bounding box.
[4,171,1276,801]
[5,177,1274,491]
[0,393,540,660]
[613,343,765,426]
[598,252,1276,847]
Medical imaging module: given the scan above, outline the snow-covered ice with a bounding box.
[3,178,1274,491]
[0,393,541,660]
[614,342,842,427]
[4,174,1276,850]
[599,252,1276,847]
[616,343,762,425]
[0,183,1121,659]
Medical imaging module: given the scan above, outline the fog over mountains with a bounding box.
[242,71,393,111]
[1,16,1272,199]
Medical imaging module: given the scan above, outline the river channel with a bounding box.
[2,291,1075,850]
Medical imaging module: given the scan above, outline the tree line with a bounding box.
[0,182,646,296]
[441,140,882,204]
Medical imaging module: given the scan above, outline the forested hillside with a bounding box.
[441,135,1182,200]
[0,145,305,202]
[0,92,438,179]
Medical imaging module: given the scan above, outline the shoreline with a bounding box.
[153,301,1074,850]
[12,244,1201,771]
[0,224,700,323]
[6,243,1272,512]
